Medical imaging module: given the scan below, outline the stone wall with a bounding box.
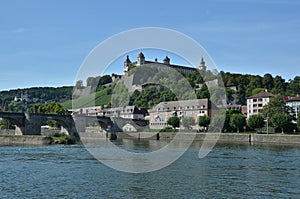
[251,134,300,144]
[0,135,52,145]
[115,132,300,144]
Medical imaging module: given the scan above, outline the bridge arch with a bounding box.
[0,112,25,135]
[38,114,78,137]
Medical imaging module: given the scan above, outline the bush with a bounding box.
[159,127,178,132]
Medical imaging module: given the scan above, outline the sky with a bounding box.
[0,0,300,91]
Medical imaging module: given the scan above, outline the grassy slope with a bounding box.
[61,87,112,109]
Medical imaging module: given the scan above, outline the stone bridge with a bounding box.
[0,112,149,137]
[0,112,78,137]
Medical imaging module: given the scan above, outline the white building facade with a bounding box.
[247,91,274,118]
[285,96,300,119]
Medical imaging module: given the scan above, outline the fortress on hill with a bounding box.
[123,52,207,74]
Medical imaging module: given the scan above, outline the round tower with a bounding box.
[163,56,170,65]
[124,55,132,72]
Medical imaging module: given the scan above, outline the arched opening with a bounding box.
[0,117,23,135]
[40,119,67,136]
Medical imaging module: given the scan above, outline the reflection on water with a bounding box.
[0,141,299,198]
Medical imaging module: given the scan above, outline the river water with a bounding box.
[0,140,299,198]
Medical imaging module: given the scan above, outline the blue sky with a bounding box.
[0,0,300,91]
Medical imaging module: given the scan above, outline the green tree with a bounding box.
[181,117,195,129]
[167,116,180,129]
[30,102,66,114]
[287,76,300,95]
[0,118,14,129]
[247,114,265,130]
[262,73,274,90]
[261,94,290,119]
[229,114,246,132]
[198,115,210,132]
[271,75,286,94]
[271,113,292,134]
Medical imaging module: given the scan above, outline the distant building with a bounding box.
[285,95,300,119]
[111,73,122,82]
[225,104,247,117]
[123,52,207,74]
[70,106,148,120]
[148,99,210,129]
[97,106,148,120]
[247,90,274,118]
[14,92,29,102]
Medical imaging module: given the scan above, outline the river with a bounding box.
[1,141,299,198]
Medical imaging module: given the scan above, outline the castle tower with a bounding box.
[137,52,145,66]
[124,55,132,72]
[199,57,207,71]
[163,56,170,65]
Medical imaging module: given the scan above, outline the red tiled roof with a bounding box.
[285,96,300,102]
[247,91,275,99]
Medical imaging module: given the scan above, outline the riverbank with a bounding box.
[115,132,300,145]
[2,132,300,146]
[0,135,53,146]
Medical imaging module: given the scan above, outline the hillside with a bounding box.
[1,71,300,112]
[62,87,112,109]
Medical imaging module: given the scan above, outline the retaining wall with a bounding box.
[116,132,300,144]
[0,135,52,145]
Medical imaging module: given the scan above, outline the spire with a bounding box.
[124,55,131,64]
[123,55,132,73]
[199,57,206,71]
[200,57,205,65]
[138,52,145,58]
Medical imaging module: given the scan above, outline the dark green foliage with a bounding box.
[247,114,265,130]
[219,72,299,105]
[229,113,246,132]
[30,102,66,114]
[51,133,78,145]
[198,115,210,130]
[0,118,15,129]
[261,94,292,119]
[270,113,292,133]
[287,76,300,96]
[159,126,178,132]
[129,87,177,108]
[0,86,73,111]
[167,116,180,128]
